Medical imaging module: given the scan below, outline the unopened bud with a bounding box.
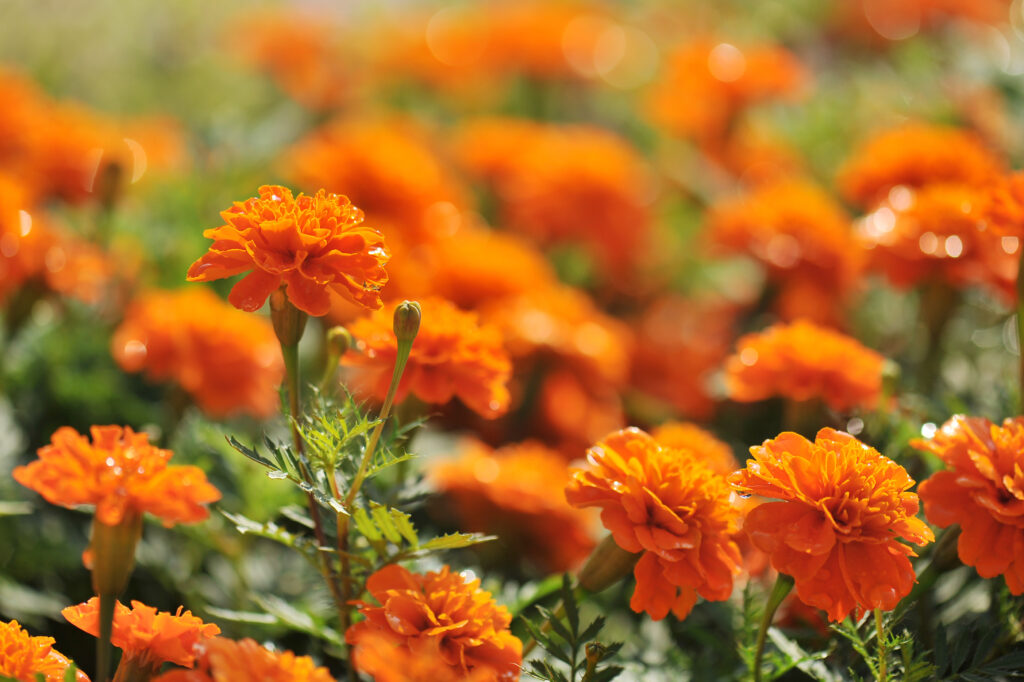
[327,326,352,358]
[270,287,308,348]
[577,534,640,594]
[393,300,421,343]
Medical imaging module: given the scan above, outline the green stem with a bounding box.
[97,592,116,682]
[875,609,887,682]
[752,573,795,682]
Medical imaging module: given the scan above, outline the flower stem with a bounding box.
[874,608,887,682]
[752,573,794,682]
[96,592,116,682]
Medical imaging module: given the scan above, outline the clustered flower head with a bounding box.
[112,288,285,419]
[0,619,88,682]
[186,185,390,316]
[914,416,1024,594]
[430,438,596,572]
[153,637,337,682]
[346,564,522,682]
[651,421,737,477]
[731,428,933,622]
[566,427,742,621]
[725,319,886,413]
[13,425,220,528]
[342,296,512,418]
[63,598,220,672]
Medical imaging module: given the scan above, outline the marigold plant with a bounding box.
[186,185,390,316]
[914,416,1024,594]
[152,637,336,682]
[0,619,88,682]
[725,319,886,413]
[566,427,742,621]
[730,428,934,621]
[346,564,522,682]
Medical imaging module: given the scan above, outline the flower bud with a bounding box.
[270,287,308,347]
[393,300,421,344]
[327,326,353,358]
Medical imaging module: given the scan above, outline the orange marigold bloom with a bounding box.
[430,438,596,572]
[566,428,742,621]
[651,421,737,477]
[342,297,512,419]
[350,633,491,682]
[837,123,1004,209]
[347,564,522,682]
[913,416,1024,594]
[0,619,88,682]
[112,288,284,419]
[858,183,1016,300]
[63,598,220,670]
[731,428,933,621]
[536,368,625,457]
[725,320,885,413]
[152,637,335,682]
[14,425,221,527]
[186,185,389,316]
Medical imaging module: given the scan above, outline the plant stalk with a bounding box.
[874,609,887,682]
[97,592,116,682]
[752,573,795,682]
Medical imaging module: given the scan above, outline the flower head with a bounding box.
[430,439,596,572]
[0,619,89,682]
[152,637,336,682]
[346,564,522,682]
[651,421,737,477]
[731,428,933,621]
[14,425,220,527]
[913,416,1024,593]
[725,320,885,413]
[350,633,491,682]
[186,185,389,316]
[63,598,220,670]
[342,297,512,418]
[566,428,742,621]
[112,288,284,419]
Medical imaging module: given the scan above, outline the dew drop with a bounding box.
[267,470,288,480]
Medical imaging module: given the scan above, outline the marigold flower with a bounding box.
[186,185,389,316]
[63,598,220,671]
[725,320,885,413]
[913,416,1024,593]
[837,123,1003,209]
[566,428,742,621]
[14,425,220,527]
[651,421,737,476]
[347,564,522,682]
[0,619,89,682]
[537,368,625,456]
[342,297,512,419]
[350,633,491,682]
[152,637,335,682]
[430,439,596,572]
[112,288,284,419]
[731,428,934,621]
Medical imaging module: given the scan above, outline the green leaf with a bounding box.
[204,607,278,625]
[561,573,579,635]
[418,532,495,552]
[352,507,381,542]
[369,502,403,545]
[0,502,31,516]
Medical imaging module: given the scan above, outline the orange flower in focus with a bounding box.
[652,421,736,476]
[14,425,220,527]
[731,429,933,621]
[343,297,512,419]
[837,123,1003,209]
[112,289,284,419]
[346,564,522,682]
[0,619,89,682]
[914,416,1024,593]
[647,40,806,146]
[187,185,389,316]
[725,320,885,413]
[707,179,863,325]
[152,637,336,682]
[430,439,596,572]
[566,428,742,621]
[63,598,220,671]
[858,184,1016,300]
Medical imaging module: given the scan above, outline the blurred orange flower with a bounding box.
[63,598,220,671]
[837,123,1003,209]
[566,428,742,621]
[152,637,336,682]
[652,421,736,476]
[536,367,626,456]
[430,438,596,572]
[647,40,806,146]
[112,288,284,419]
[731,428,933,621]
[725,320,885,413]
[343,297,512,418]
[984,172,1024,239]
[346,564,522,682]
[0,619,89,682]
[351,633,491,682]
[914,416,1024,594]
[14,425,220,528]
[187,185,390,316]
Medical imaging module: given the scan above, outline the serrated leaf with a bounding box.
[578,616,605,644]
[204,607,278,625]
[369,502,403,544]
[390,507,419,547]
[561,574,579,635]
[418,532,495,552]
[352,507,381,541]
[593,666,624,682]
